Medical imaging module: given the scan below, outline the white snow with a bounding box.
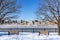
[0,32,60,40]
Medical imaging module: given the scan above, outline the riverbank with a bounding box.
[0,24,57,26]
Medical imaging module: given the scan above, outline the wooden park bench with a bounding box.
[8,30,19,35]
[39,30,49,35]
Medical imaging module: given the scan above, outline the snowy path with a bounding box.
[0,32,60,40]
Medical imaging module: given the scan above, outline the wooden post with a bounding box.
[39,32,40,35]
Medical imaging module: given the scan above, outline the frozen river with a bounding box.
[0,25,58,33]
[0,32,60,40]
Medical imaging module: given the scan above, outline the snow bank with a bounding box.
[0,32,60,40]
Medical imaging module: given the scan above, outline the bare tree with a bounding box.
[36,0,60,35]
[0,0,21,24]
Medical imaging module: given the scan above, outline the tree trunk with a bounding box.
[58,16,60,35]
[58,23,60,35]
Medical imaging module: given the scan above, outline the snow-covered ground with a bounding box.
[0,32,60,40]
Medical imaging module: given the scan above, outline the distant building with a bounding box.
[28,21,34,26]
[0,19,56,26]
[46,21,56,25]
[19,20,28,25]
[28,20,41,26]
[41,21,46,25]
[3,20,18,24]
[34,20,41,26]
